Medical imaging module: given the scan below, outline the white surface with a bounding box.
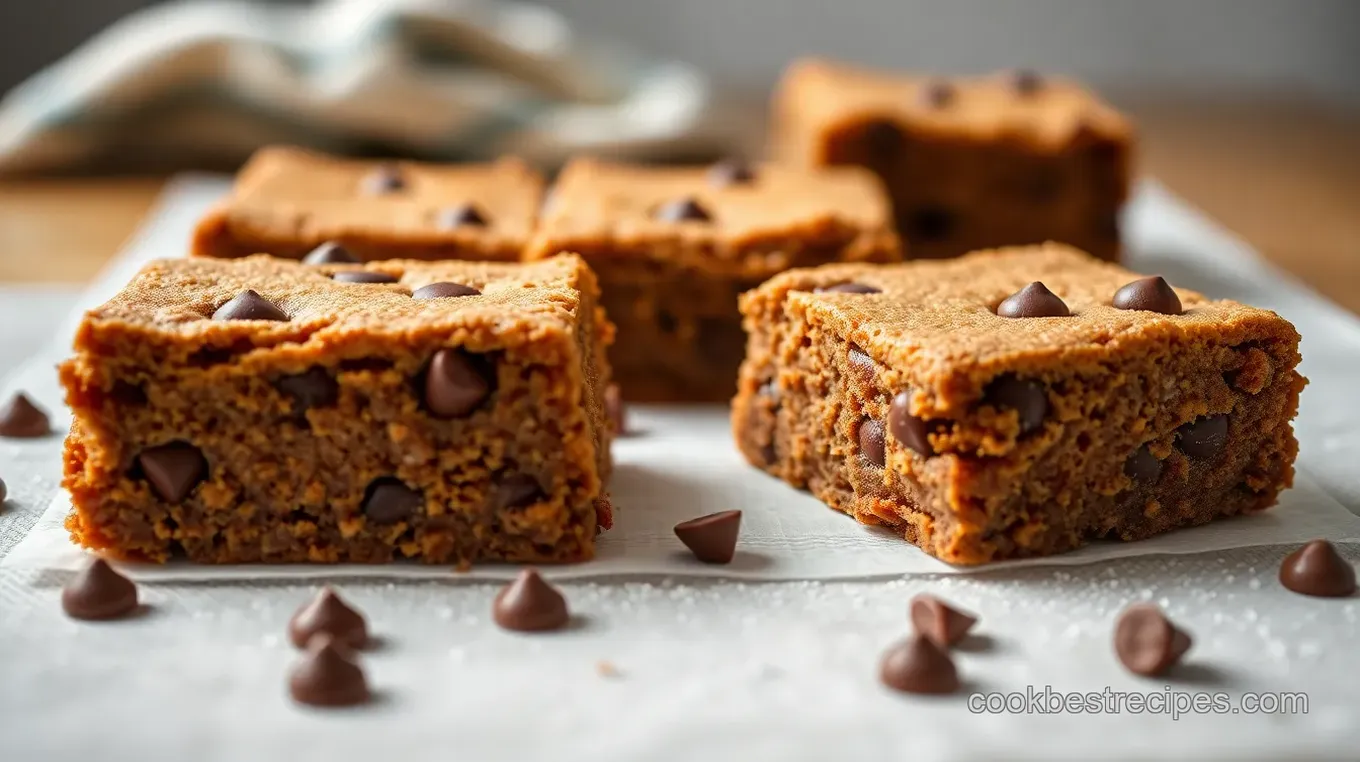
[1,177,1359,761]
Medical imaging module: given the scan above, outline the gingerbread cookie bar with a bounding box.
[192,146,543,262]
[734,244,1303,564]
[772,59,1133,261]
[526,157,902,402]
[61,254,613,564]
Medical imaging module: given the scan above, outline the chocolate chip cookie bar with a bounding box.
[192,146,543,262]
[733,244,1303,564]
[772,59,1133,261]
[60,254,613,564]
[526,157,903,401]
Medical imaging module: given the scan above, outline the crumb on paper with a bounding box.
[596,660,622,678]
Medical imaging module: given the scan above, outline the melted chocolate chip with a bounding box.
[422,349,494,418]
[1177,414,1228,461]
[362,478,422,524]
[983,376,1048,435]
[859,418,886,467]
[889,391,933,455]
[276,368,339,413]
[493,474,546,510]
[1124,445,1163,485]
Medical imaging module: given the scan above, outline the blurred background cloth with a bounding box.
[0,0,732,175]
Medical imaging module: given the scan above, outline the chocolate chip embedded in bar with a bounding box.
[733,243,1304,564]
[191,146,544,262]
[59,254,614,565]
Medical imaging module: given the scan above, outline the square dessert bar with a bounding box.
[526,157,903,401]
[61,254,613,564]
[733,244,1304,564]
[192,146,543,262]
[772,59,1133,261]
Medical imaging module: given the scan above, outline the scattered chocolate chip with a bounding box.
[918,80,956,108]
[0,392,51,438]
[423,349,493,417]
[136,442,207,503]
[816,282,881,295]
[708,159,756,188]
[494,474,545,510]
[859,418,886,467]
[302,241,359,265]
[904,206,956,242]
[997,282,1070,318]
[1113,604,1192,677]
[863,120,903,161]
[879,634,960,694]
[983,376,1048,435]
[1177,414,1228,460]
[0,475,7,503]
[910,594,978,647]
[1112,276,1182,315]
[889,391,933,455]
[604,383,626,435]
[362,478,422,525]
[1279,540,1356,598]
[288,635,370,707]
[438,203,489,229]
[332,271,399,284]
[360,164,405,194]
[1124,445,1162,485]
[412,282,481,300]
[674,510,742,564]
[654,197,712,223]
[276,368,339,413]
[288,587,369,649]
[493,569,570,632]
[1009,69,1044,95]
[61,558,138,620]
[212,290,289,322]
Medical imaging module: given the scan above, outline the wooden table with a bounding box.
[1,99,1356,312]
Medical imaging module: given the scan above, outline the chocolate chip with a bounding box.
[111,380,148,406]
[362,478,422,524]
[493,569,570,632]
[1112,276,1182,315]
[360,164,404,194]
[889,391,933,455]
[654,197,711,223]
[276,368,338,413]
[1177,414,1228,460]
[1279,540,1356,598]
[212,290,289,321]
[438,203,489,229]
[136,442,207,503]
[863,120,903,161]
[302,241,359,265]
[673,510,742,564]
[997,282,1070,318]
[423,349,493,417]
[847,344,876,377]
[879,634,960,694]
[288,635,370,707]
[332,271,399,284]
[1113,604,1192,677]
[288,587,369,649]
[708,159,756,187]
[604,383,626,435]
[1124,445,1162,485]
[910,594,978,647]
[61,559,139,620]
[816,282,881,295]
[904,206,956,242]
[493,473,545,510]
[983,376,1047,435]
[1009,69,1044,95]
[859,418,886,467]
[918,80,956,108]
[412,282,480,300]
[0,392,51,438]
[594,496,614,531]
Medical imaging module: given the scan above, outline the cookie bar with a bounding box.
[61,254,613,564]
[772,59,1133,261]
[526,157,903,401]
[733,244,1303,564]
[192,146,543,262]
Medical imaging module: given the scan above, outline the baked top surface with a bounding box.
[79,254,589,345]
[531,157,895,248]
[215,146,543,242]
[768,244,1296,371]
[776,58,1132,150]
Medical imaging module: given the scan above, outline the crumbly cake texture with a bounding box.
[61,254,613,564]
[191,146,543,262]
[526,157,903,401]
[733,244,1304,565]
[772,58,1133,262]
